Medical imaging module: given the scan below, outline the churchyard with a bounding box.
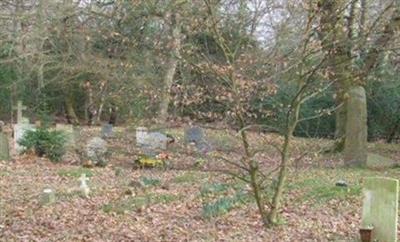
[1,1,400,241]
[1,123,400,241]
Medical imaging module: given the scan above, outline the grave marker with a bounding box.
[361,177,398,242]
[0,122,10,161]
[101,124,113,138]
[13,123,35,154]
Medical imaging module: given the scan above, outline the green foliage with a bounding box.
[200,182,250,219]
[140,177,161,187]
[18,128,66,162]
[200,183,229,196]
[202,191,249,218]
[367,62,400,141]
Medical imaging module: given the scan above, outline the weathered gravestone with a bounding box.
[85,137,108,166]
[145,132,169,150]
[136,127,148,147]
[136,127,169,149]
[13,120,35,154]
[101,124,113,139]
[41,188,56,205]
[361,177,398,242]
[184,126,212,153]
[12,101,35,154]
[0,121,10,161]
[344,86,368,167]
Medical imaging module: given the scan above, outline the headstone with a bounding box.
[0,122,10,161]
[12,101,34,154]
[361,177,398,242]
[136,127,169,155]
[184,126,204,144]
[136,127,148,147]
[41,188,56,205]
[78,173,90,198]
[184,126,212,153]
[344,86,368,166]
[101,124,113,138]
[13,123,35,154]
[85,137,108,166]
[144,132,169,150]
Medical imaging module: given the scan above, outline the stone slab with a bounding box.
[361,177,398,242]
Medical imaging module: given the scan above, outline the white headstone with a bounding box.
[13,123,35,154]
[79,173,90,198]
[361,177,398,242]
[136,127,148,147]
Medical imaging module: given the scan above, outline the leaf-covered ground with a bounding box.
[1,126,400,241]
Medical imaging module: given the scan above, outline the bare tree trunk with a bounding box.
[65,94,79,125]
[109,104,118,125]
[36,0,46,90]
[159,13,181,123]
[317,1,352,148]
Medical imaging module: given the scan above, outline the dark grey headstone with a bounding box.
[184,126,212,153]
[184,126,205,144]
[101,124,113,138]
[144,132,168,150]
[86,137,108,166]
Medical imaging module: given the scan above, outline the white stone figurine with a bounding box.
[78,173,90,198]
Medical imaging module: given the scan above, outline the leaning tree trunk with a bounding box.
[159,13,181,123]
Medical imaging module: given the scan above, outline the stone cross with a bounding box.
[361,177,398,242]
[12,101,27,124]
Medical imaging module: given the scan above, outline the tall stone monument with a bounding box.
[344,86,368,166]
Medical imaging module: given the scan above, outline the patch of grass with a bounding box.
[0,170,10,177]
[200,182,250,218]
[200,183,230,196]
[173,172,198,184]
[202,191,249,218]
[102,193,179,214]
[140,176,161,187]
[208,131,238,151]
[57,167,94,178]
[305,184,362,203]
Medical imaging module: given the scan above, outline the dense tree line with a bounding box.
[0,0,398,143]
